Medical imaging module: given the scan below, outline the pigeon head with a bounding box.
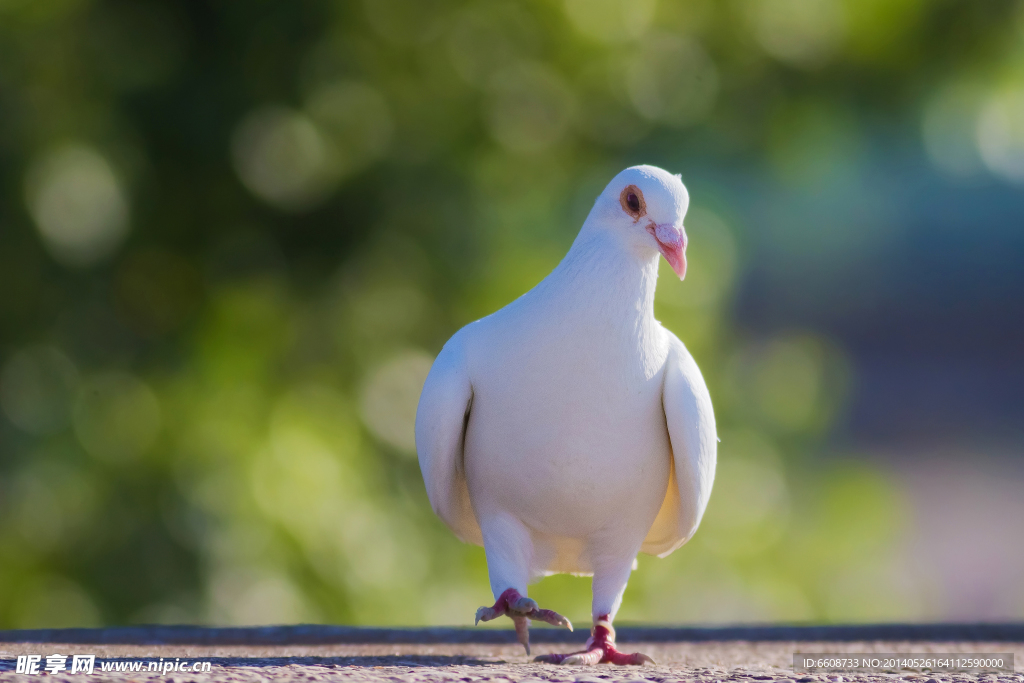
[590,165,690,279]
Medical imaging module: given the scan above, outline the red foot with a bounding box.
[475,588,572,629]
[534,619,656,666]
[475,588,572,655]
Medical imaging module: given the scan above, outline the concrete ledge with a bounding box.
[2,626,1022,682]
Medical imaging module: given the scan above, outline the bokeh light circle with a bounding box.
[976,86,1024,184]
[563,0,656,44]
[627,34,718,127]
[231,106,338,211]
[486,62,575,154]
[24,144,130,266]
[921,82,986,178]
[748,0,846,69]
[359,350,434,453]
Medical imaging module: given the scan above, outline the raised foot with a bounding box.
[474,588,572,629]
[533,620,656,666]
[474,588,573,656]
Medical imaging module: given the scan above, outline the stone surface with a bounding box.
[0,625,1021,682]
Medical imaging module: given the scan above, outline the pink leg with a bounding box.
[475,588,572,655]
[534,616,656,666]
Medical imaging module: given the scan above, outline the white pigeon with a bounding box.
[415,165,717,665]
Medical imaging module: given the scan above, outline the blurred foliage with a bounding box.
[0,0,1022,628]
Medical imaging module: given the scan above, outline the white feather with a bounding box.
[415,165,717,619]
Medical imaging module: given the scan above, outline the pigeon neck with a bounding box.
[551,228,659,321]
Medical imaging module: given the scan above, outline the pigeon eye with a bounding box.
[619,185,645,219]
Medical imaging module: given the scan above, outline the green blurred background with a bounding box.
[1,0,1023,629]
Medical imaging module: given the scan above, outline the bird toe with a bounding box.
[530,607,573,631]
[510,596,539,614]
[474,606,498,625]
[513,615,531,656]
[561,650,601,666]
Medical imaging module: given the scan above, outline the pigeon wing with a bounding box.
[415,329,483,546]
[641,330,717,557]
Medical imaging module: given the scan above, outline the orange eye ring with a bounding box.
[619,185,646,220]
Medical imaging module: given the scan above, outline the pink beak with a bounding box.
[649,223,688,279]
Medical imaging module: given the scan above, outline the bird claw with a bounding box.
[474,589,572,630]
[529,607,573,631]
[533,621,655,666]
[509,596,538,613]
[474,606,498,625]
[508,597,571,630]
[506,615,530,656]
[533,648,602,665]
[564,649,602,666]
[475,589,574,656]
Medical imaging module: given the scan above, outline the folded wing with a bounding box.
[414,330,483,545]
[642,331,717,557]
